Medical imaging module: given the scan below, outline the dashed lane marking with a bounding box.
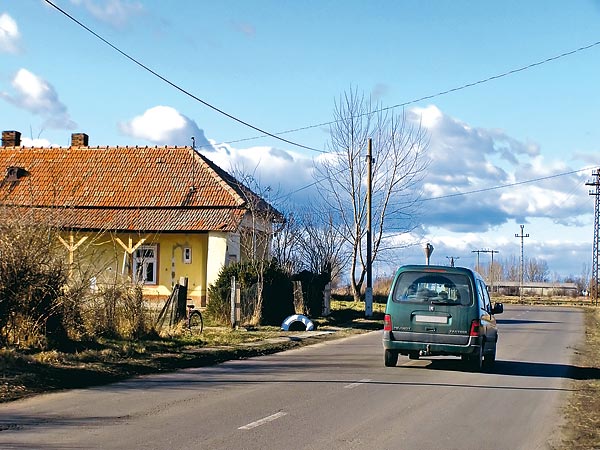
[344,378,372,389]
[238,411,288,430]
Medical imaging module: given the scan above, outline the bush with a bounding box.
[0,217,68,348]
[206,260,294,326]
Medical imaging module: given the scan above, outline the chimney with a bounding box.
[71,133,89,147]
[2,130,21,147]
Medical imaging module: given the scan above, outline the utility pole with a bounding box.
[471,250,483,273]
[365,138,373,318]
[515,225,529,302]
[446,256,459,267]
[480,249,499,293]
[586,168,600,306]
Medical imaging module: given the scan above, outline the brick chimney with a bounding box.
[2,130,21,147]
[71,133,89,147]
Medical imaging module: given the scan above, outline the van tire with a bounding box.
[483,348,496,370]
[384,350,398,367]
[469,344,484,372]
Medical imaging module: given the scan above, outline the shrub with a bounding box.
[206,260,294,326]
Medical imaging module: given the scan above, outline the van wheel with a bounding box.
[483,348,496,370]
[384,350,398,367]
[469,344,484,372]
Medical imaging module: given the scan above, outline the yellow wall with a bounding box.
[58,231,210,305]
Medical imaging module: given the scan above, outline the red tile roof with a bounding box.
[0,145,276,232]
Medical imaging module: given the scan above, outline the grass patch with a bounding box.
[558,307,600,449]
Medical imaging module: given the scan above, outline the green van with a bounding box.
[382,265,503,371]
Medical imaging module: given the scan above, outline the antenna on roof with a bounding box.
[190,136,196,192]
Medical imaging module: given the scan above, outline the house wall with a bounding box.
[206,231,241,298]
[58,231,211,306]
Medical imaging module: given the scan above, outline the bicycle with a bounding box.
[186,304,204,332]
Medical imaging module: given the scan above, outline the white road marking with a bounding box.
[344,378,372,389]
[238,411,288,430]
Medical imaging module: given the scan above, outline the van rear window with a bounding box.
[392,272,473,305]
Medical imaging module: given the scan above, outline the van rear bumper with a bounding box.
[382,330,480,356]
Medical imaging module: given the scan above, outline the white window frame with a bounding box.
[133,244,158,284]
[183,246,192,264]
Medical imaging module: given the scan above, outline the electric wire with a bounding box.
[210,39,600,149]
[43,0,326,154]
[44,0,600,156]
[420,166,595,202]
[43,0,600,211]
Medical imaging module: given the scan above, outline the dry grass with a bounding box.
[558,307,600,449]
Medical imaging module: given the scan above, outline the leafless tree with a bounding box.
[525,258,549,282]
[296,204,349,287]
[315,87,429,302]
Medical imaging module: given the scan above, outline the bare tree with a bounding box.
[315,87,428,303]
[525,258,549,282]
[296,205,349,286]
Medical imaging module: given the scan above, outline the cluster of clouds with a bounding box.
[1,6,596,278]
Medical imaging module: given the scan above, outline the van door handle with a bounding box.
[426,327,436,332]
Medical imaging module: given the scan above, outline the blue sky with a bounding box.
[1,0,599,279]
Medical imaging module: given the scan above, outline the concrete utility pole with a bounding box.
[446,256,459,267]
[515,225,529,302]
[586,168,600,305]
[365,138,373,318]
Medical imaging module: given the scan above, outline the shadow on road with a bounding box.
[496,319,559,325]
[424,358,600,380]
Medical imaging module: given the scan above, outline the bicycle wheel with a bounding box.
[188,310,203,332]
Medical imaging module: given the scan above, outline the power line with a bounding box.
[44,0,600,156]
[43,0,325,154]
[420,166,594,202]
[206,39,600,148]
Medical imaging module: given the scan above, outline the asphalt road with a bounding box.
[0,305,584,450]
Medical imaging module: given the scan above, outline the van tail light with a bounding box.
[384,314,393,331]
[469,319,481,336]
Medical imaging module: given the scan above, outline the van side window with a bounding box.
[478,280,491,312]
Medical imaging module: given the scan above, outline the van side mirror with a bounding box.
[492,303,504,315]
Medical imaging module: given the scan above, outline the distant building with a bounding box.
[493,280,579,297]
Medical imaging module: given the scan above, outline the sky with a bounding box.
[1,0,599,280]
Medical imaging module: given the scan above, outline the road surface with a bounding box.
[0,305,584,449]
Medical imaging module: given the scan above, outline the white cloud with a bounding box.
[0,68,76,129]
[0,13,20,54]
[201,141,316,206]
[410,105,588,232]
[69,0,143,27]
[119,106,212,149]
[21,137,53,147]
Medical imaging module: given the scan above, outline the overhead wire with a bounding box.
[44,0,600,209]
[43,0,326,154]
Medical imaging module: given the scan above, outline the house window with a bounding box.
[183,247,192,264]
[133,245,157,284]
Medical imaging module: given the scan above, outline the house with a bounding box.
[0,130,281,306]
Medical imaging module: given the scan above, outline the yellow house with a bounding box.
[0,131,280,306]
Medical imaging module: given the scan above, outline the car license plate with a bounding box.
[414,315,448,324]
